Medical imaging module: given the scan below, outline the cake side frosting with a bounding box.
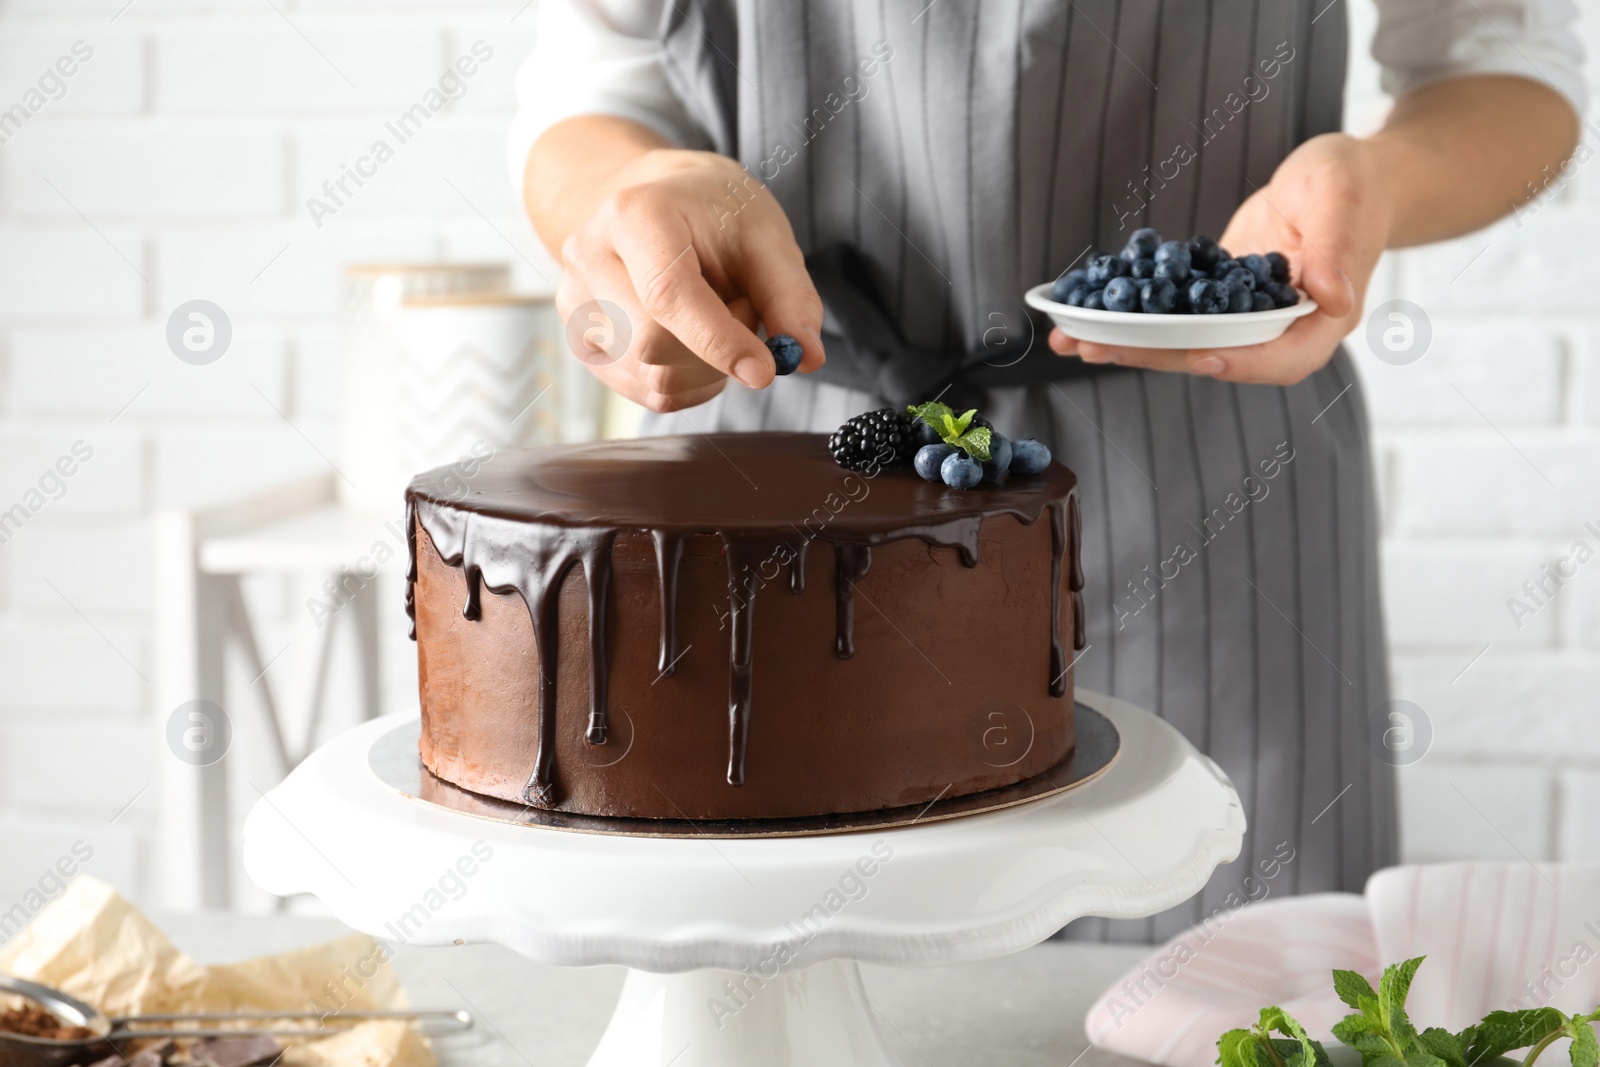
[405,432,1084,813]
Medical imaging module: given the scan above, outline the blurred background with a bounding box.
[0,0,1595,916]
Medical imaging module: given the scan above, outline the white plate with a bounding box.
[1024,281,1318,350]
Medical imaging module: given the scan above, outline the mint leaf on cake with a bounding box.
[952,424,992,462]
[904,402,986,461]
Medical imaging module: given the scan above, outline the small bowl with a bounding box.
[1024,282,1318,350]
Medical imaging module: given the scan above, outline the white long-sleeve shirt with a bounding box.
[508,0,1587,189]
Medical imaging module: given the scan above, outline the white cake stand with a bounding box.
[243,690,1243,1067]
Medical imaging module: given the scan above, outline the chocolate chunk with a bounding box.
[129,1038,176,1066]
[192,1035,283,1067]
[0,1003,95,1040]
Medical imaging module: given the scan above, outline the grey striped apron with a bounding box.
[646,0,1397,943]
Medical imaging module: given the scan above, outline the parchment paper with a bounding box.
[0,878,433,1066]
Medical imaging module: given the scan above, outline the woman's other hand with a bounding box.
[1048,133,1390,386]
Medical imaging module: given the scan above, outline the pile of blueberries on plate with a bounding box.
[1049,229,1300,315]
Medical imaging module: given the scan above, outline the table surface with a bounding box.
[158,912,1153,1067]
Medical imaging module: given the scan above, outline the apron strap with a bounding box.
[806,244,1098,411]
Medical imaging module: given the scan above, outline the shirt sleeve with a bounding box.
[506,0,708,192]
[1371,0,1586,117]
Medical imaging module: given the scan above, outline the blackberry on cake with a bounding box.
[827,407,917,471]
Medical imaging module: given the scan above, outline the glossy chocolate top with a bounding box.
[407,432,1077,534]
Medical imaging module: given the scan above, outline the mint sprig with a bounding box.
[907,401,993,462]
[1221,958,1600,1067]
[1219,1007,1335,1067]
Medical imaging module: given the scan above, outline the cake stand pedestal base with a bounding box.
[589,961,894,1067]
[243,690,1244,1067]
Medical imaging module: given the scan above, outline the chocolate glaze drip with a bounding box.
[788,540,809,594]
[832,544,872,659]
[404,433,1081,805]
[1068,492,1087,652]
[404,496,418,640]
[406,498,616,807]
[583,531,618,744]
[1048,503,1068,697]
[651,530,685,677]
[722,535,784,786]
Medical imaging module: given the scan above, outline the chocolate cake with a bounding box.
[406,431,1084,821]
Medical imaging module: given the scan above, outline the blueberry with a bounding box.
[1154,241,1192,273]
[1225,281,1253,313]
[1184,235,1222,272]
[1050,268,1089,304]
[1170,283,1192,314]
[1153,258,1190,285]
[1265,251,1290,283]
[1140,277,1177,314]
[1239,254,1274,288]
[1083,288,1106,310]
[1220,266,1257,292]
[915,442,955,481]
[1009,438,1052,476]
[913,420,943,448]
[1188,278,1229,314]
[1066,285,1091,307]
[1265,281,1299,308]
[1211,258,1241,280]
[981,434,1013,482]
[1213,245,1231,265]
[1102,276,1140,312]
[1250,290,1276,313]
[1130,257,1156,280]
[941,451,982,489]
[766,333,803,375]
[1122,227,1162,261]
[1086,253,1129,286]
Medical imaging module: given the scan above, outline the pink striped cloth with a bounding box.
[1084,864,1600,1067]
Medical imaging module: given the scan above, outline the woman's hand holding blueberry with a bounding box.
[530,118,825,412]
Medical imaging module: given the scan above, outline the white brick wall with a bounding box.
[0,0,552,914]
[0,0,1593,915]
[1342,0,1600,872]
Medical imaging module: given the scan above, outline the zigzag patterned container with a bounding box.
[395,292,600,487]
[339,263,511,511]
